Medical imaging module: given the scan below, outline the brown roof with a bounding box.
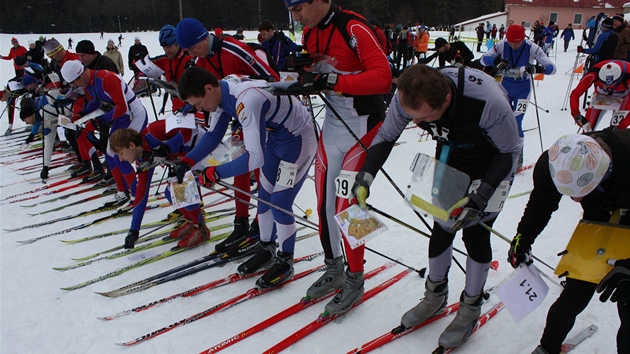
[506,0,625,7]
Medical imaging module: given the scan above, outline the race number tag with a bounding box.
[335,170,358,199]
[276,160,298,188]
[468,179,511,212]
[496,265,549,323]
[515,99,528,114]
[611,110,628,127]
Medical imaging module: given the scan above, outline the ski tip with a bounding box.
[94,291,114,298]
[52,266,68,271]
[15,239,35,244]
[96,316,111,321]
[318,311,331,322]
[391,325,407,335]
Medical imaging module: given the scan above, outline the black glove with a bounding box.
[525,64,545,74]
[577,45,584,53]
[174,160,191,184]
[152,144,170,160]
[40,166,49,180]
[350,171,374,210]
[573,114,588,127]
[597,259,630,304]
[508,233,534,268]
[454,55,463,64]
[286,72,334,95]
[495,59,510,71]
[124,230,140,249]
[448,191,488,231]
[24,133,35,144]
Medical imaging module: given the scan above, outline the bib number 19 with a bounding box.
[335,170,358,199]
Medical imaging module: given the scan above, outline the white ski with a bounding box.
[561,324,597,353]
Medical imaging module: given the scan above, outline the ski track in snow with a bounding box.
[0,29,619,353]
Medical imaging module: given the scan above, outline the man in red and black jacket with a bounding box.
[285,0,392,316]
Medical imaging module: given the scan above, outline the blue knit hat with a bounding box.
[176,18,208,49]
[284,0,311,8]
[21,74,36,87]
[159,25,178,47]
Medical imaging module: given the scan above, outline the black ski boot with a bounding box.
[237,241,275,275]
[214,216,250,253]
[256,251,294,288]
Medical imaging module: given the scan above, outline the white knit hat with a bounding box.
[60,60,85,83]
[548,134,610,197]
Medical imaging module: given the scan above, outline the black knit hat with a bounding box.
[20,97,36,120]
[75,40,96,54]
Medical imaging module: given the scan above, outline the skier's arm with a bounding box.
[183,110,230,165]
[569,71,597,117]
[129,166,154,232]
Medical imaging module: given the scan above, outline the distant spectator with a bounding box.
[103,39,124,76]
[128,36,149,77]
[258,20,300,71]
[612,14,630,60]
[233,28,245,41]
[560,24,575,52]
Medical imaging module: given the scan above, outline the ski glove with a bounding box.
[448,192,488,231]
[24,133,35,144]
[152,144,170,160]
[524,64,545,74]
[198,166,219,189]
[495,59,510,71]
[508,233,533,268]
[350,171,374,210]
[40,166,49,180]
[174,158,194,184]
[288,72,335,95]
[597,258,630,304]
[577,45,584,53]
[124,230,140,249]
[573,114,588,127]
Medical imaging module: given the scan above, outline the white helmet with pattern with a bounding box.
[548,134,610,197]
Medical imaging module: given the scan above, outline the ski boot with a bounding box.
[438,291,483,349]
[169,220,196,239]
[177,222,210,248]
[237,241,275,275]
[401,278,448,328]
[256,251,294,288]
[103,190,130,208]
[323,269,364,316]
[214,216,250,253]
[304,256,345,301]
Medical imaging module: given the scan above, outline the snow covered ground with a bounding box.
[0,29,621,353]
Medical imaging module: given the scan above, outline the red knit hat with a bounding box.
[506,25,526,42]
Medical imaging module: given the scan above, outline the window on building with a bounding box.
[574,13,583,25]
[550,12,558,24]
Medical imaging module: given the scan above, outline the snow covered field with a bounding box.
[0,29,621,353]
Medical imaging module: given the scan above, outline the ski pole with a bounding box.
[475,220,555,272]
[528,100,549,113]
[368,204,468,256]
[530,75,545,153]
[317,92,433,233]
[561,37,584,111]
